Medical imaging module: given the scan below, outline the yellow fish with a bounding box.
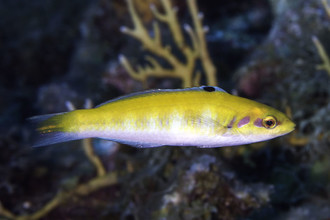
[30,86,295,148]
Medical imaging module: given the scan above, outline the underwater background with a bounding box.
[0,0,329,219]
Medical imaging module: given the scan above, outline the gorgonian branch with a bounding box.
[120,0,218,88]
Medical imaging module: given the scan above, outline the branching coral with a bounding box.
[0,100,116,220]
[0,173,118,220]
[312,0,330,76]
[322,0,330,17]
[313,36,330,76]
[119,0,217,88]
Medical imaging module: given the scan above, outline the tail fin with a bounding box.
[28,112,82,147]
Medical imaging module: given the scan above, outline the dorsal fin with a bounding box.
[95,86,227,108]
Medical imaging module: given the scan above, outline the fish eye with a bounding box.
[262,116,277,129]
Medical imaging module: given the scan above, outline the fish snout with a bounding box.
[286,119,296,133]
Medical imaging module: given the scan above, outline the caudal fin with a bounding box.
[28,112,82,147]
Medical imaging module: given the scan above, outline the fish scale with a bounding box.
[29,86,295,148]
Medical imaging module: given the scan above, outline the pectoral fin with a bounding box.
[189,114,227,135]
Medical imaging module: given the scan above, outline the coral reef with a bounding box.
[119,0,217,88]
[0,0,329,219]
[152,154,273,220]
[0,101,118,220]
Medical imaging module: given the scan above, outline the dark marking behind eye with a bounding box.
[237,116,250,128]
[203,86,216,92]
[254,118,263,127]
